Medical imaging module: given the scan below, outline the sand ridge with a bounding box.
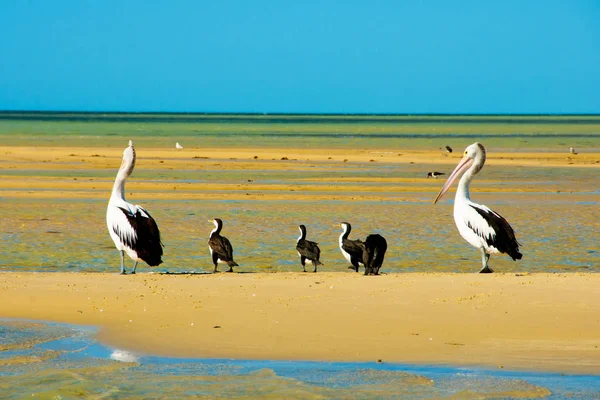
[1,146,598,201]
[1,272,599,374]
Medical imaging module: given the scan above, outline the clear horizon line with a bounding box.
[1,110,599,117]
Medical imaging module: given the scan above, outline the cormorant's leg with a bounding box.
[213,263,218,273]
[313,261,317,273]
[131,261,138,274]
[227,266,233,272]
[479,249,493,273]
[119,251,126,275]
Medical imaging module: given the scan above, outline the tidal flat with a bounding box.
[0,113,598,273]
[0,114,599,397]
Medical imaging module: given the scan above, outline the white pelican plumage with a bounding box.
[106,141,163,274]
[434,142,522,273]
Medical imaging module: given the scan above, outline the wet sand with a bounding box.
[1,145,598,201]
[1,272,599,375]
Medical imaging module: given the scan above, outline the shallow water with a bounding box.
[2,319,600,399]
[1,194,598,274]
[1,113,599,273]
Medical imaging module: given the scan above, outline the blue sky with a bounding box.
[0,1,599,113]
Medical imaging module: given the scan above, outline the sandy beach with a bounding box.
[1,272,599,374]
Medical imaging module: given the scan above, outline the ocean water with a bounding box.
[1,319,599,399]
[0,113,599,273]
[1,112,600,149]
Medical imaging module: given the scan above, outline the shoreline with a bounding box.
[1,272,599,375]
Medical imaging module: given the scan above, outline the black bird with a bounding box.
[208,218,239,272]
[362,234,388,275]
[445,146,453,153]
[296,225,322,272]
[427,171,445,179]
[338,222,366,272]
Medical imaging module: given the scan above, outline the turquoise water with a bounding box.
[1,112,600,149]
[2,319,599,399]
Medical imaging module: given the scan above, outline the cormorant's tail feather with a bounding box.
[145,257,163,267]
[227,260,239,267]
[509,251,523,261]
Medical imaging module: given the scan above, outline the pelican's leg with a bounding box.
[479,249,493,273]
[131,261,138,274]
[119,251,126,275]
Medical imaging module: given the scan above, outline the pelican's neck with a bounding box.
[456,152,485,203]
[456,172,473,201]
[110,156,135,202]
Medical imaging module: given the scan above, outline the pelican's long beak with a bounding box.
[433,156,473,204]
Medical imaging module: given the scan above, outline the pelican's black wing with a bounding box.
[117,206,163,266]
[468,204,522,261]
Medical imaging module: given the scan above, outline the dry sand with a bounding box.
[1,272,599,374]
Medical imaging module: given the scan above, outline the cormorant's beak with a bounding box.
[433,155,473,204]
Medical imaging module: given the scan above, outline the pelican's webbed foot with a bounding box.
[479,249,493,273]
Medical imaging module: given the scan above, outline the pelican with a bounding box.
[434,142,522,273]
[339,222,365,272]
[175,142,183,150]
[296,225,322,272]
[106,141,163,274]
[208,218,238,272]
